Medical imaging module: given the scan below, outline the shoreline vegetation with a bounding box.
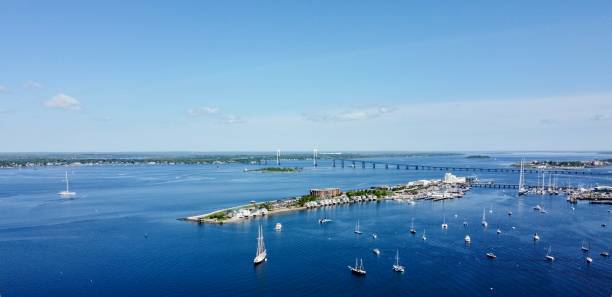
[0,152,462,169]
[466,155,490,159]
[244,167,301,173]
[511,159,611,169]
[183,177,470,224]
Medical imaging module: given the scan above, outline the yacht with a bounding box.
[354,220,362,234]
[58,171,76,198]
[507,210,513,216]
[372,233,378,239]
[545,245,555,262]
[348,258,366,275]
[486,252,497,259]
[533,204,542,211]
[600,251,609,257]
[274,223,282,231]
[496,228,502,235]
[533,232,540,241]
[463,220,468,227]
[253,225,267,265]
[372,248,381,256]
[481,209,488,227]
[518,159,528,196]
[586,256,593,264]
[464,235,471,244]
[409,218,416,234]
[392,250,405,273]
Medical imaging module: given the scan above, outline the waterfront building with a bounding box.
[443,172,467,184]
[310,188,341,198]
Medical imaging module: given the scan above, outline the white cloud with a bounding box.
[0,85,8,93]
[303,106,394,122]
[187,107,220,117]
[590,114,610,121]
[44,94,81,110]
[222,115,245,124]
[23,81,43,90]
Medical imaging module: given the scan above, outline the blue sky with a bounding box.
[1,1,611,152]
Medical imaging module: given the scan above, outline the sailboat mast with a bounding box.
[65,171,70,192]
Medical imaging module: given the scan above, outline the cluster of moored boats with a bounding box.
[253,204,610,271]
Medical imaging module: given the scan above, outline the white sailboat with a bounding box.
[409,218,416,234]
[253,224,267,265]
[481,208,488,227]
[533,232,540,241]
[274,222,282,231]
[422,230,427,241]
[348,258,366,275]
[518,159,528,196]
[581,240,589,252]
[464,235,471,244]
[393,250,405,273]
[441,215,448,230]
[58,171,76,198]
[545,245,555,261]
[354,220,362,234]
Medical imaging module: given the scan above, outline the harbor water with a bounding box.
[0,152,611,296]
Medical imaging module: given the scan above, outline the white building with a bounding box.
[443,172,466,184]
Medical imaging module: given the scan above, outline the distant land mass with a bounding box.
[0,152,462,168]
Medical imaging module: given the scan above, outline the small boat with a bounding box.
[372,248,381,256]
[58,171,76,198]
[274,223,282,231]
[512,226,516,230]
[441,216,448,230]
[496,228,502,235]
[581,241,589,252]
[253,225,267,265]
[392,250,405,273]
[602,223,607,228]
[601,251,609,257]
[348,258,366,275]
[372,233,378,239]
[507,210,512,216]
[422,230,427,241]
[586,256,593,264]
[486,252,497,259]
[534,205,542,211]
[453,214,458,219]
[319,218,332,224]
[482,209,488,227]
[354,220,363,234]
[463,221,468,227]
[409,218,416,234]
[464,235,471,243]
[545,245,555,262]
[489,205,493,214]
[533,232,540,241]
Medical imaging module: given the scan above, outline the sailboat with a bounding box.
[533,232,540,241]
[464,234,471,244]
[58,171,76,198]
[441,215,448,230]
[545,245,555,261]
[253,224,267,265]
[581,240,589,252]
[393,250,405,273]
[274,222,282,231]
[518,159,528,196]
[409,218,416,234]
[348,258,366,275]
[422,230,427,241]
[496,227,502,234]
[354,220,363,234]
[481,209,488,227]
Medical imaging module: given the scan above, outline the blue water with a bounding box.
[1,152,611,296]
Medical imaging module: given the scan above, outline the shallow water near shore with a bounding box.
[1,152,611,296]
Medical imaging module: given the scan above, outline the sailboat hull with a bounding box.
[253,251,267,265]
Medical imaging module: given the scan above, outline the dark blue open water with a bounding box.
[1,152,611,296]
